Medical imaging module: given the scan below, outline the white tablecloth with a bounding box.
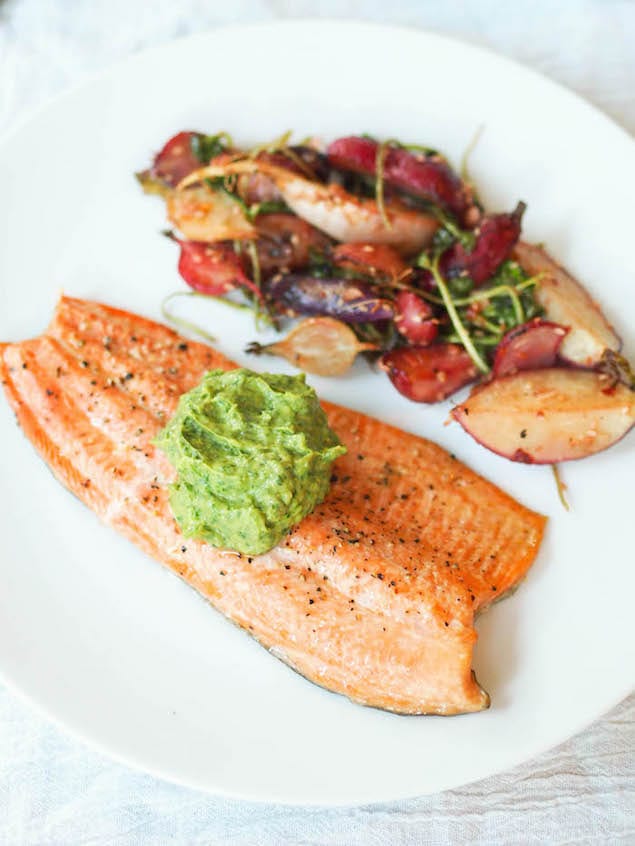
[0,1,633,843]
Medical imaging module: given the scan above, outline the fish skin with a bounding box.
[0,297,545,715]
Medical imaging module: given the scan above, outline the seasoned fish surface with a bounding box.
[0,297,545,714]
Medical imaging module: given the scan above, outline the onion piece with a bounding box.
[246,317,377,376]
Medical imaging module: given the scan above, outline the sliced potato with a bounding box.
[513,242,620,366]
[167,183,255,242]
[452,369,635,463]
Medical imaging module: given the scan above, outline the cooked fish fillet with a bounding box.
[0,297,545,714]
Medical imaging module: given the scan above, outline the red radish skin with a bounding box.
[166,235,262,299]
[381,344,479,403]
[152,131,205,188]
[493,318,568,377]
[452,368,635,463]
[440,202,526,286]
[394,291,439,345]
[327,136,471,222]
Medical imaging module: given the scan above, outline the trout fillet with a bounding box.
[0,297,545,714]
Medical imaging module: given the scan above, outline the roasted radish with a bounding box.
[164,233,262,299]
[440,203,526,286]
[381,344,479,403]
[513,242,620,366]
[150,131,206,188]
[394,291,438,345]
[493,318,568,377]
[327,136,472,222]
[452,369,635,463]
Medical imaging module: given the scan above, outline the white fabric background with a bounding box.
[0,1,633,843]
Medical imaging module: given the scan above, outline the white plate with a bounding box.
[0,21,633,806]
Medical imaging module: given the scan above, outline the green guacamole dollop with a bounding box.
[155,369,346,555]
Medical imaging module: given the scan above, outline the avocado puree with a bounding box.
[155,369,346,555]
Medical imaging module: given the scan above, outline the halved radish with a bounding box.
[151,131,204,187]
[513,242,620,366]
[393,291,438,345]
[164,233,261,299]
[452,369,635,463]
[493,318,568,377]
[381,344,478,403]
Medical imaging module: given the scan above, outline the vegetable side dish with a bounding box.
[138,131,635,465]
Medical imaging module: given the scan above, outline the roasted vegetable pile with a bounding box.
[137,130,634,464]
